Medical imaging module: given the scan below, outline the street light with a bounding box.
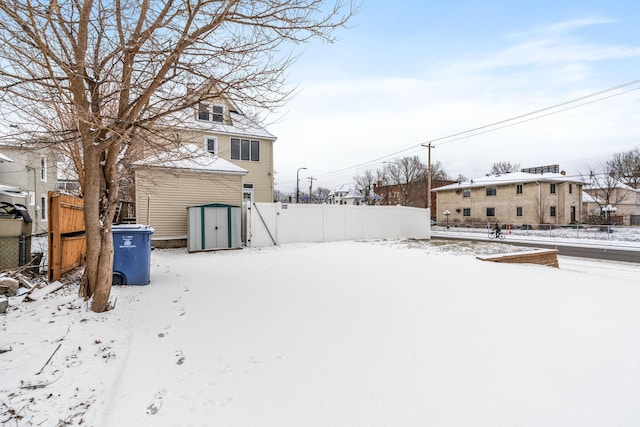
[296,167,307,203]
[602,204,617,225]
[444,209,451,229]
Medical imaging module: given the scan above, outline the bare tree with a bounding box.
[313,187,331,204]
[0,0,355,312]
[490,161,520,175]
[384,156,426,206]
[582,165,632,223]
[353,169,377,205]
[607,147,640,189]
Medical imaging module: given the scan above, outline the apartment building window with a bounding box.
[40,156,47,182]
[231,138,260,162]
[550,183,556,194]
[516,206,523,217]
[40,195,47,220]
[569,183,573,194]
[204,137,218,155]
[486,207,495,217]
[463,208,471,217]
[550,206,556,217]
[516,184,523,194]
[197,103,224,122]
[463,189,471,198]
[486,187,497,196]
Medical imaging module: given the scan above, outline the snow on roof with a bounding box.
[132,144,248,175]
[432,171,583,192]
[344,187,364,199]
[168,109,276,140]
[0,152,13,162]
[0,184,28,198]
[583,180,639,192]
[581,191,600,204]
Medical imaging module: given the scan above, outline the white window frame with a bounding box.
[197,103,224,123]
[204,136,218,155]
[40,194,47,221]
[230,137,260,162]
[28,191,35,206]
[40,156,47,182]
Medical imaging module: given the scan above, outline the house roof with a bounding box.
[169,109,276,141]
[582,191,599,203]
[432,171,583,192]
[132,144,248,175]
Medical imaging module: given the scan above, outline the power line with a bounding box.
[306,77,640,181]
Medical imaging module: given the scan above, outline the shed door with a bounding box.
[203,207,230,249]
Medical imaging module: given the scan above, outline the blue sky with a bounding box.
[268,1,640,192]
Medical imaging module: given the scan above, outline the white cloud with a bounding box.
[270,18,640,192]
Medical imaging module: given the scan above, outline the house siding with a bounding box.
[178,129,274,202]
[0,145,58,233]
[135,168,243,238]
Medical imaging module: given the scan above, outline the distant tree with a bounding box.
[582,164,633,223]
[456,174,468,182]
[490,161,520,175]
[607,147,640,189]
[313,187,331,203]
[353,169,377,205]
[273,189,292,203]
[429,160,450,184]
[384,156,426,206]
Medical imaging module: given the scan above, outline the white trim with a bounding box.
[40,193,47,221]
[29,191,35,206]
[40,156,47,182]
[204,136,218,155]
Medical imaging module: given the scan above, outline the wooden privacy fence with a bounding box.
[48,192,86,281]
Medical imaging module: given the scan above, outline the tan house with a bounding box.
[582,181,640,226]
[132,96,276,246]
[432,172,583,227]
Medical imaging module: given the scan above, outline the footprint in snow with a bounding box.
[146,389,167,415]
[175,350,186,365]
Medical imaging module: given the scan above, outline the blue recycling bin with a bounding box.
[112,224,154,285]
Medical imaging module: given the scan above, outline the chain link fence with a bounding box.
[0,233,46,274]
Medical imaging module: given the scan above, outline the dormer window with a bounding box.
[197,103,224,123]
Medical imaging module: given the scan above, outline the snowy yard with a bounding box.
[2,239,640,426]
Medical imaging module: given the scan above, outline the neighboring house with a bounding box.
[328,185,365,205]
[132,144,248,246]
[128,86,276,245]
[0,144,58,234]
[432,171,583,227]
[582,181,640,226]
[168,95,276,205]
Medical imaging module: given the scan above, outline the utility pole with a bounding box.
[308,176,317,204]
[421,142,434,212]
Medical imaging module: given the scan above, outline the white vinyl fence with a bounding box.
[244,202,430,247]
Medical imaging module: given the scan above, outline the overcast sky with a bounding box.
[267,0,640,193]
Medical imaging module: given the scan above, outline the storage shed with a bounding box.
[187,203,242,252]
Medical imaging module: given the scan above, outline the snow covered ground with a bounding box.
[2,239,640,426]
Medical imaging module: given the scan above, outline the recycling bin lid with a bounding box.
[112,224,155,232]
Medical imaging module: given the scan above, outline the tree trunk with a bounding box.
[79,143,119,312]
